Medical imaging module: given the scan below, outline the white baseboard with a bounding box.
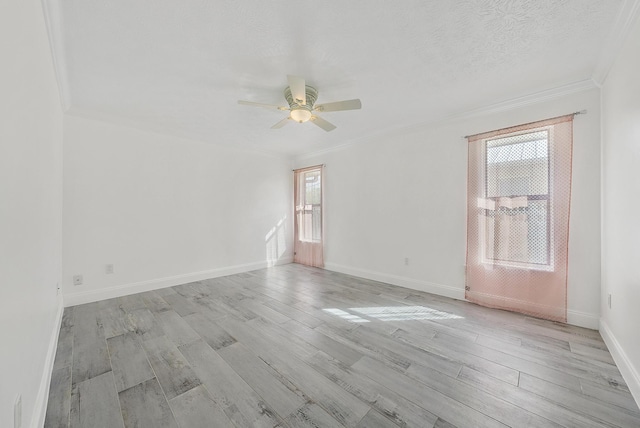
[567,309,600,330]
[31,294,64,428]
[599,320,640,407]
[324,262,465,301]
[324,263,598,329]
[64,258,293,307]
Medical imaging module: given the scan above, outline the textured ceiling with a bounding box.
[50,0,622,157]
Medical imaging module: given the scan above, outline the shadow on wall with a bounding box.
[266,215,287,267]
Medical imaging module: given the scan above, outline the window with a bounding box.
[465,114,574,323]
[294,165,324,267]
[301,170,322,242]
[482,129,551,268]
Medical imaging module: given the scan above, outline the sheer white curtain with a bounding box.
[293,165,324,267]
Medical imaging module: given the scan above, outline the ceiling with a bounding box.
[47,0,624,157]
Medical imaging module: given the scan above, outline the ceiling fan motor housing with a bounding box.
[285,85,318,122]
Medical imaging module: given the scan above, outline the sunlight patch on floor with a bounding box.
[322,308,370,322]
[323,306,463,322]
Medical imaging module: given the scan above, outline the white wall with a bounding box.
[601,15,640,405]
[0,0,64,427]
[62,115,292,305]
[296,88,601,329]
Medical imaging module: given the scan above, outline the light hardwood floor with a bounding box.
[45,264,640,427]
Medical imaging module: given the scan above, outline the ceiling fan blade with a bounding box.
[287,75,306,105]
[271,117,292,129]
[314,99,362,112]
[238,100,288,111]
[310,115,336,132]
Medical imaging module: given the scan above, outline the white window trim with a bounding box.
[479,125,556,272]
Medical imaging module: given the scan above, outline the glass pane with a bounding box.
[527,200,548,265]
[486,131,549,198]
[305,171,321,205]
[483,200,548,265]
[312,205,322,241]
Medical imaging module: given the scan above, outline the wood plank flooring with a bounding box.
[44,264,640,427]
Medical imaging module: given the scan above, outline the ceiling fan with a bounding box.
[238,75,362,132]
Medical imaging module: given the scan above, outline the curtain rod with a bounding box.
[463,110,587,140]
[292,164,326,172]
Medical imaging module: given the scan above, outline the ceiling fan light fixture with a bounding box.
[238,76,360,132]
[290,108,312,123]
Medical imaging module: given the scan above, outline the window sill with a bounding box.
[480,260,554,272]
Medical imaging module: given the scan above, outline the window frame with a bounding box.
[297,169,323,244]
[480,125,555,271]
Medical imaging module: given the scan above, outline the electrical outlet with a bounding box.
[73,275,83,286]
[608,293,612,309]
[105,264,114,274]
[14,394,21,428]
[404,257,409,266]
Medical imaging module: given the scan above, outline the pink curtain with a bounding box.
[466,115,573,322]
[294,165,324,267]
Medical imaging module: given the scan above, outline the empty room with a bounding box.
[3,1,640,427]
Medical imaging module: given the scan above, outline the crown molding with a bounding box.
[41,0,71,111]
[65,107,291,161]
[295,78,598,161]
[293,140,355,162]
[592,0,640,86]
[439,79,598,122]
